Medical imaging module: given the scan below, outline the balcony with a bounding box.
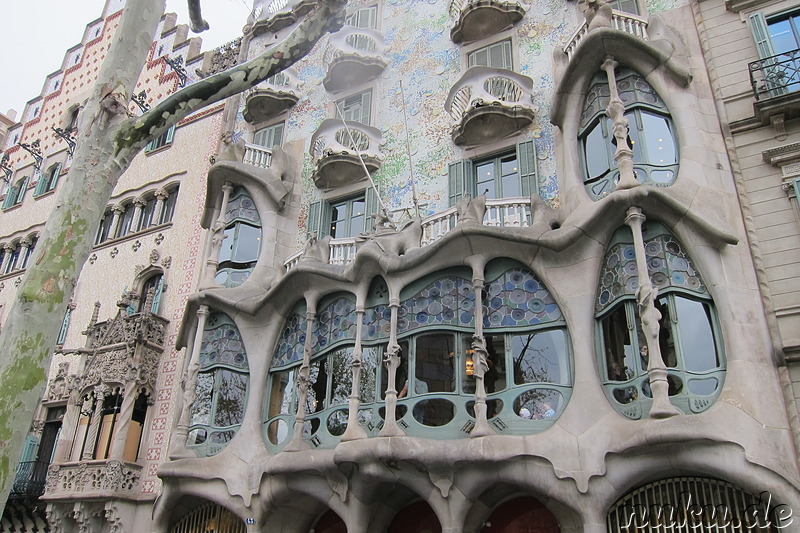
[249,0,316,37]
[243,69,301,123]
[43,460,142,500]
[449,0,526,44]
[310,119,384,189]
[445,67,536,146]
[284,197,532,270]
[748,49,800,126]
[563,10,648,60]
[9,460,49,500]
[242,143,274,168]
[323,27,388,92]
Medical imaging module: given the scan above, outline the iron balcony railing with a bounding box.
[10,460,49,499]
[749,48,800,101]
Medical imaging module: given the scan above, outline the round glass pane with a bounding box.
[266,419,289,445]
[513,389,562,420]
[688,377,718,396]
[466,399,503,419]
[327,409,349,436]
[412,399,455,427]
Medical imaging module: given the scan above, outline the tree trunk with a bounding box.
[0,0,346,506]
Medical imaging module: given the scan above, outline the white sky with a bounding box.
[0,0,251,118]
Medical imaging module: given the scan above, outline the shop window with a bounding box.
[144,125,175,153]
[579,69,678,200]
[596,224,724,418]
[468,39,513,70]
[336,90,372,125]
[345,5,377,29]
[187,313,249,456]
[253,122,284,148]
[448,141,537,206]
[215,187,261,288]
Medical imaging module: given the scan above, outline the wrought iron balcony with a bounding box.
[310,119,384,189]
[9,460,50,499]
[563,10,649,60]
[243,69,301,123]
[449,0,526,44]
[748,49,800,124]
[43,460,142,500]
[445,66,536,146]
[323,27,388,92]
[249,0,316,36]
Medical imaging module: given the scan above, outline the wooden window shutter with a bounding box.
[448,160,473,206]
[517,140,539,197]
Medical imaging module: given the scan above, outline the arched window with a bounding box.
[170,502,245,533]
[580,69,678,200]
[187,313,249,456]
[215,187,261,288]
[266,262,572,450]
[3,244,20,274]
[115,203,136,238]
[139,273,164,314]
[137,195,158,231]
[95,209,114,244]
[596,224,724,419]
[20,236,37,269]
[159,186,179,224]
[2,176,29,209]
[34,163,62,196]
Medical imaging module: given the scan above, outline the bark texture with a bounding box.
[0,0,346,505]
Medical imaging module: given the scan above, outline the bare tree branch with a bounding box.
[187,0,210,33]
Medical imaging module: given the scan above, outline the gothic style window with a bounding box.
[448,141,538,206]
[596,224,724,419]
[95,209,114,244]
[187,313,249,456]
[3,245,20,274]
[467,39,513,70]
[116,203,136,238]
[215,187,261,288]
[579,69,678,200]
[139,273,164,314]
[267,262,571,450]
[34,163,62,196]
[159,186,179,224]
[94,392,123,459]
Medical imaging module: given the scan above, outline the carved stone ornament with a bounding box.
[149,249,160,264]
[45,504,65,533]
[154,233,165,245]
[161,255,172,269]
[89,253,97,264]
[47,362,71,402]
[110,247,119,258]
[132,240,142,251]
[196,37,242,78]
[46,460,141,498]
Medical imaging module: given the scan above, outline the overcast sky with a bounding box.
[0,1,251,118]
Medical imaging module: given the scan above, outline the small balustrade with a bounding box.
[243,68,301,123]
[285,198,533,270]
[445,66,536,146]
[448,0,526,43]
[309,119,385,189]
[43,460,142,500]
[243,143,273,169]
[323,27,388,91]
[563,10,649,60]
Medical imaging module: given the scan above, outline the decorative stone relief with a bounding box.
[46,362,70,402]
[46,460,141,498]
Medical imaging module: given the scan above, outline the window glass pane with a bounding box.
[349,199,365,236]
[673,297,718,371]
[469,48,488,67]
[584,122,610,180]
[309,360,327,413]
[268,369,295,419]
[218,227,235,263]
[213,370,248,427]
[415,333,456,393]
[462,334,506,394]
[511,330,569,385]
[625,111,643,163]
[656,297,678,368]
[500,156,520,197]
[191,372,214,426]
[160,188,178,223]
[611,0,639,14]
[603,305,636,381]
[768,18,799,54]
[233,223,261,263]
[475,160,496,198]
[329,347,353,407]
[361,346,379,403]
[640,112,676,165]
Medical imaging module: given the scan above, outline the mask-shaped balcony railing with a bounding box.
[445,66,536,146]
[749,49,800,101]
[448,0,527,44]
[249,0,316,36]
[284,198,533,270]
[323,27,388,91]
[243,68,301,123]
[309,119,385,189]
[242,143,273,169]
[563,10,648,60]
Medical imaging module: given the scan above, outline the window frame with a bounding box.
[144,125,176,153]
[253,122,285,148]
[467,39,514,70]
[345,4,378,29]
[335,89,373,126]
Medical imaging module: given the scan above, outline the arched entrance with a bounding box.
[169,501,245,533]
[313,509,347,533]
[388,500,441,533]
[481,496,560,533]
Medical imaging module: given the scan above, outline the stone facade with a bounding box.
[4,0,800,532]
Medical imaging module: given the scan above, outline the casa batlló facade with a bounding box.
[4,0,800,531]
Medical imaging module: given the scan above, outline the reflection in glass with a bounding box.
[213,370,247,427]
[267,419,289,445]
[190,373,214,426]
[511,330,568,385]
[412,398,455,427]
[415,334,455,393]
[513,389,562,420]
[674,297,718,372]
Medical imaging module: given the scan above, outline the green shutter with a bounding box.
[517,140,539,197]
[151,277,164,315]
[307,200,332,238]
[448,160,473,206]
[16,176,29,205]
[57,308,71,345]
[793,178,800,201]
[749,12,775,60]
[49,163,62,192]
[34,173,47,197]
[166,125,175,144]
[364,185,381,226]
[2,188,12,209]
[360,91,372,125]
[19,435,39,463]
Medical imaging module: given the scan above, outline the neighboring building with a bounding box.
[0,110,17,152]
[0,1,228,531]
[4,0,800,531]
